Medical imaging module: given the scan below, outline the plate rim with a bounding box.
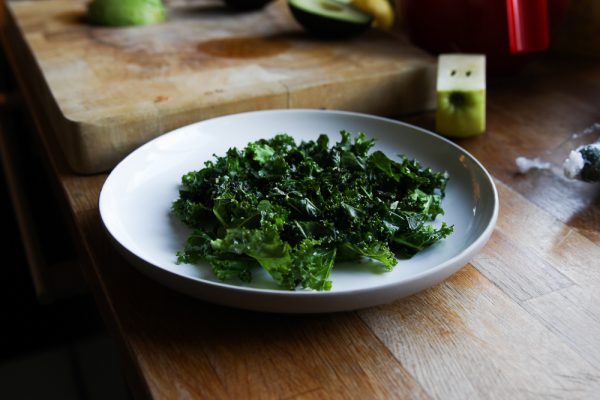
[99,109,498,302]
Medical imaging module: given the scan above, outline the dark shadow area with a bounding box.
[0,163,105,361]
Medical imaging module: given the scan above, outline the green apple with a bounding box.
[88,0,166,27]
[435,54,486,138]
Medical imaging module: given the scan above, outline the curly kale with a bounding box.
[579,144,600,182]
[172,131,453,290]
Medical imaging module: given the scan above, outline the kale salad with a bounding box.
[172,131,453,291]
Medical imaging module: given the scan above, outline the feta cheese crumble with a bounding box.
[515,157,551,174]
[563,150,585,179]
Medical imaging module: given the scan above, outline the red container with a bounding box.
[401,0,570,76]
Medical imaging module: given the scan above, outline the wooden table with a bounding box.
[3,10,600,400]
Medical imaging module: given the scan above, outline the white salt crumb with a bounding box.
[515,157,552,174]
[563,148,587,179]
[563,142,600,179]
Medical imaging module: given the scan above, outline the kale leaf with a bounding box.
[172,131,453,290]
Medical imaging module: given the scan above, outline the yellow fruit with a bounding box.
[350,0,394,29]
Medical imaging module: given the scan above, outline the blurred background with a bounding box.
[0,167,131,399]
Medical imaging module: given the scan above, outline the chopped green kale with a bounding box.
[579,144,600,182]
[172,131,453,290]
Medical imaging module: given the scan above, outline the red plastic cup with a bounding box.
[401,0,568,76]
[507,0,550,53]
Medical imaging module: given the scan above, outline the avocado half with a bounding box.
[289,0,373,38]
[224,0,275,11]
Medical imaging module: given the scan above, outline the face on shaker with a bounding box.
[436,54,486,137]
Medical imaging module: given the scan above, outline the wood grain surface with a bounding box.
[3,4,600,397]
[6,0,436,174]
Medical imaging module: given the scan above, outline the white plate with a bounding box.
[99,109,498,313]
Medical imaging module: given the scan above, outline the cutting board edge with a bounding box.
[6,0,439,174]
[69,93,294,174]
[19,59,438,175]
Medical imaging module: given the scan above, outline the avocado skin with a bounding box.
[87,0,166,27]
[224,0,275,10]
[288,1,372,38]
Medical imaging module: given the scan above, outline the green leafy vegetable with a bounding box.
[172,131,453,290]
[579,144,600,182]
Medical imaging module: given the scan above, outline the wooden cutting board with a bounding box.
[5,0,437,174]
